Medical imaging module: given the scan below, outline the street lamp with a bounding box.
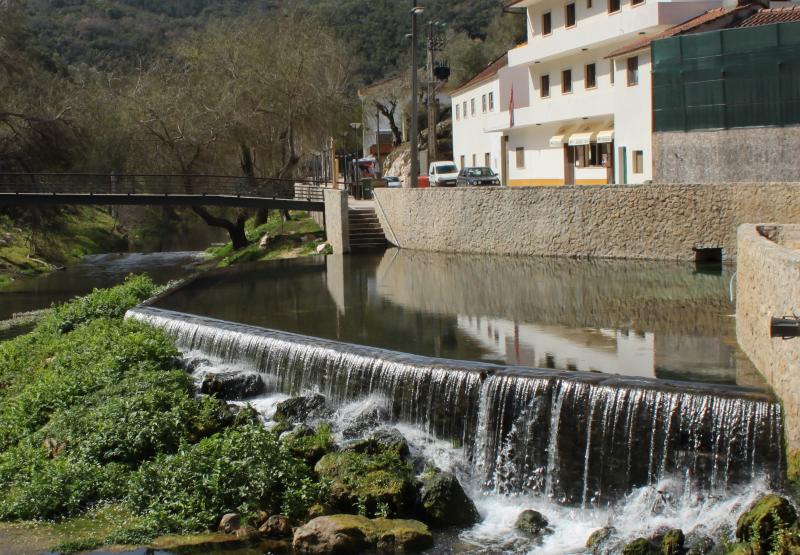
[409,2,425,188]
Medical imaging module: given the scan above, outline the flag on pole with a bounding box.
[509,85,515,128]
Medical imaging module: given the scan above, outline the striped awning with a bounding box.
[568,131,597,146]
[596,129,615,143]
[549,128,572,148]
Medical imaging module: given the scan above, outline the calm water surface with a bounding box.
[0,251,206,321]
[155,249,760,387]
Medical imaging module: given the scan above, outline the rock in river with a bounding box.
[293,515,433,554]
[200,371,266,400]
[275,393,333,424]
[736,493,798,553]
[418,471,480,528]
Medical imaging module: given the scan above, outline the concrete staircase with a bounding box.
[348,207,388,251]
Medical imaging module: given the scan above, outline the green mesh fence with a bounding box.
[652,22,800,132]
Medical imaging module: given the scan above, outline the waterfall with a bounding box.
[128,306,784,506]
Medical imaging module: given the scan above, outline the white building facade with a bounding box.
[452,0,721,186]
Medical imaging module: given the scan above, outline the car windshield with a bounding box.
[466,167,494,177]
[436,164,458,174]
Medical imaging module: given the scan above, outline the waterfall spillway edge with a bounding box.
[128,306,784,506]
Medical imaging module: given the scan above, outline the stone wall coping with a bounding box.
[739,224,800,265]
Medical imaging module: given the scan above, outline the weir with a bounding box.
[128,306,784,507]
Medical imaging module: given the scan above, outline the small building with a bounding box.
[452,0,724,186]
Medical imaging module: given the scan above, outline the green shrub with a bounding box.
[129,424,326,532]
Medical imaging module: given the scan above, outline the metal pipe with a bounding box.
[771,316,800,339]
[408,1,422,188]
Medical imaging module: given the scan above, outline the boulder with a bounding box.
[276,394,333,424]
[586,526,615,551]
[736,494,798,553]
[418,472,480,528]
[292,515,432,555]
[234,524,259,541]
[685,534,714,555]
[342,428,410,459]
[259,515,293,538]
[660,529,684,555]
[200,371,266,400]
[219,513,241,534]
[259,233,271,249]
[315,450,416,517]
[340,404,390,439]
[281,423,336,465]
[292,515,370,554]
[176,356,210,373]
[621,538,659,555]
[515,510,551,539]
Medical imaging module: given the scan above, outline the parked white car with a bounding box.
[428,161,459,187]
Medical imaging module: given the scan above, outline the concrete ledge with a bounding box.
[374,183,800,261]
[737,224,800,451]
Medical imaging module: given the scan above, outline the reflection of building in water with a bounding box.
[457,315,655,377]
[654,334,738,385]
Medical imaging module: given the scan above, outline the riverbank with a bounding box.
[206,211,327,267]
[0,208,127,288]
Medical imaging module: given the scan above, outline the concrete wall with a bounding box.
[653,126,800,184]
[323,189,349,254]
[737,224,800,451]
[373,183,800,261]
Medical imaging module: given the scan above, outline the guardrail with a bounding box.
[0,173,325,203]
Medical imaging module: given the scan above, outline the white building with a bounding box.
[452,0,722,186]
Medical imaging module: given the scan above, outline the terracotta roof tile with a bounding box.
[737,5,800,27]
[450,53,509,95]
[607,5,753,58]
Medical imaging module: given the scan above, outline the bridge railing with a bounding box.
[0,173,325,203]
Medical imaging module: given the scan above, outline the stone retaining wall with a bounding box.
[323,189,349,254]
[737,224,800,452]
[373,183,800,261]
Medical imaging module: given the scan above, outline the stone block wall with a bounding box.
[737,224,800,452]
[373,183,800,261]
[653,126,800,184]
[323,189,349,254]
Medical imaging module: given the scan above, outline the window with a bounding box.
[608,0,620,12]
[562,69,572,94]
[485,152,491,166]
[587,0,592,8]
[460,155,465,168]
[633,150,644,174]
[572,143,611,168]
[472,154,477,166]
[627,56,639,86]
[610,60,615,85]
[470,98,475,115]
[565,3,576,27]
[632,0,644,5]
[515,147,525,169]
[482,94,487,113]
[585,63,596,89]
[540,74,551,98]
[462,101,467,118]
[542,12,552,35]
[456,104,460,120]
[488,92,494,111]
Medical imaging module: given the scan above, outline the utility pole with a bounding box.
[376,104,383,176]
[408,1,424,188]
[426,21,440,167]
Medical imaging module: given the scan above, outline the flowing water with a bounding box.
[126,250,786,553]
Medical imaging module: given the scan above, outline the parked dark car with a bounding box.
[456,167,501,187]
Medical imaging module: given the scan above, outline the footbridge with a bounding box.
[0,173,325,211]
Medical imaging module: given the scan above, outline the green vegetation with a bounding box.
[0,209,127,285]
[207,211,325,268]
[0,276,326,551]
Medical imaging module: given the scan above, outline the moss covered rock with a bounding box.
[660,529,684,555]
[622,538,659,555]
[514,509,550,538]
[292,515,433,554]
[418,471,480,528]
[281,423,336,465]
[314,450,416,518]
[736,494,797,553]
[586,526,615,551]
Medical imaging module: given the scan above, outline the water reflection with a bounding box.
[155,249,760,387]
[0,252,205,321]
